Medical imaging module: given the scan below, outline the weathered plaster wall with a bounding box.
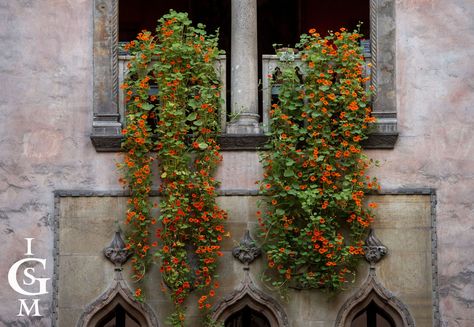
[368,1,474,326]
[0,0,473,326]
[0,1,121,325]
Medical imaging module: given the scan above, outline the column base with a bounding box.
[226,113,261,134]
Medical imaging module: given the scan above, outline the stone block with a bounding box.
[375,226,431,253]
[378,251,432,295]
[368,195,431,229]
[59,216,117,255]
[57,308,86,327]
[57,255,110,309]
[217,196,260,222]
[59,197,122,219]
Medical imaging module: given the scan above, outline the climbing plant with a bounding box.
[118,10,227,326]
[259,27,379,292]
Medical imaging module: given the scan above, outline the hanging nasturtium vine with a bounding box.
[118,10,227,326]
[259,27,379,292]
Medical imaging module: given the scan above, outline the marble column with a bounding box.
[227,0,261,134]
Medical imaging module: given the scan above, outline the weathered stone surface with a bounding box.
[55,194,433,326]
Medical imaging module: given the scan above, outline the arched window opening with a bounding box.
[225,305,271,327]
[212,274,289,327]
[351,301,396,327]
[96,304,142,327]
[77,283,159,327]
[335,276,415,327]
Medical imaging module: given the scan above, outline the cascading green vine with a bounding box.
[259,27,379,292]
[118,10,227,326]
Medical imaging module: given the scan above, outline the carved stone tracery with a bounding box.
[334,269,415,327]
[211,272,289,327]
[76,270,159,327]
[335,230,414,327]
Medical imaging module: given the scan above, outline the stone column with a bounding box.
[227,0,261,134]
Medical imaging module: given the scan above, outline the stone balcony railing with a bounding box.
[262,43,372,133]
[117,54,228,132]
[118,41,371,135]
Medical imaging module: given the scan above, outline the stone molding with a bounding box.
[91,0,398,151]
[334,268,415,327]
[76,271,159,327]
[211,271,289,327]
[91,0,122,146]
[92,132,398,152]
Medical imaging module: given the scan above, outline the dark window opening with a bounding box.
[119,0,231,51]
[257,0,370,120]
[119,0,369,124]
[96,304,141,327]
[257,0,370,54]
[351,301,396,327]
[225,306,271,327]
[119,0,232,120]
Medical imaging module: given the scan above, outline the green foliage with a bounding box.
[259,27,379,292]
[118,10,226,326]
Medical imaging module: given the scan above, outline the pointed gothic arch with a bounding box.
[335,271,415,327]
[211,273,289,327]
[76,271,159,327]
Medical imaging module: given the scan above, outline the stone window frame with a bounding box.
[76,271,160,327]
[90,0,397,151]
[334,272,415,327]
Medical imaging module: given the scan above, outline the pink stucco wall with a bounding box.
[0,0,473,326]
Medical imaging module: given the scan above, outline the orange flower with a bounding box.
[135,288,142,297]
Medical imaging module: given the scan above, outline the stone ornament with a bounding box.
[363,228,388,265]
[232,230,261,265]
[104,230,132,267]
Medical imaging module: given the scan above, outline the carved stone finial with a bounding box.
[232,230,261,265]
[363,229,388,265]
[104,230,131,267]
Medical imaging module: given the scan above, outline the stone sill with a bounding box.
[91,129,398,152]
